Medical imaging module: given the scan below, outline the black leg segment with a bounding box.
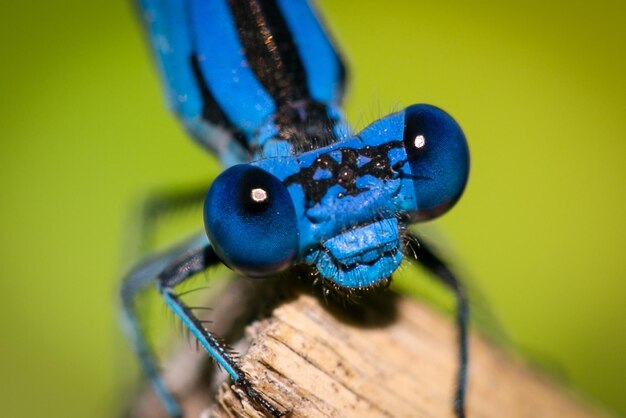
[406,233,469,418]
[119,232,283,417]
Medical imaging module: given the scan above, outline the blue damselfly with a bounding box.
[121,1,470,416]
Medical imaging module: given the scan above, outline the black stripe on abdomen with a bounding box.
[228,0,309,103]
[228,0,340,151]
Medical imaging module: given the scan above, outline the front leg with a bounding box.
[120,233,284,417]
[406,234,469,418]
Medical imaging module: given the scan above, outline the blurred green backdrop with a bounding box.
[1,0,625,417]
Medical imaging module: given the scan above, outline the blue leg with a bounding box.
[135,184,209,254]
[120,233,211,417]
[120,185,209,416]
[406,234,469,418]
[120,232,284,417]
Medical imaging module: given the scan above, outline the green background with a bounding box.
[1,0,624,416]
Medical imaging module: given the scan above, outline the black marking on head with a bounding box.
[228,0,341,151]
[189,54,252,155]
[283,141,405,206]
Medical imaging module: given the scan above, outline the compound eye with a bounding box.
[403,104,470,220]
[204,165,299,276]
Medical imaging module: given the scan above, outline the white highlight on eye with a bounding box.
[251,188,268,202]
[414,134,426,149]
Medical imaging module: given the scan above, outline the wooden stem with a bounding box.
[131,279,608,418]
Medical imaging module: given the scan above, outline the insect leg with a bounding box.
[121,231,284,417]
[120,233,209,417]
[120,184,210,417]
[134,184,210,254]
[406,234,469,418]
[155,238,285,417]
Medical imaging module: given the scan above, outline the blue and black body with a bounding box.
[121,0,470,417]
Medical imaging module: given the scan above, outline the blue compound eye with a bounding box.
[403,104,470,220]
[204,165,299,277]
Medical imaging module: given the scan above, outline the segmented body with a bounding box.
[122,1,471,417]
[141,0,347,164]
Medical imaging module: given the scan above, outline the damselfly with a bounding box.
[121,0,470,417]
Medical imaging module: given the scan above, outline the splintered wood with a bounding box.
[210,293,604,418]
[131,287,607,418]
